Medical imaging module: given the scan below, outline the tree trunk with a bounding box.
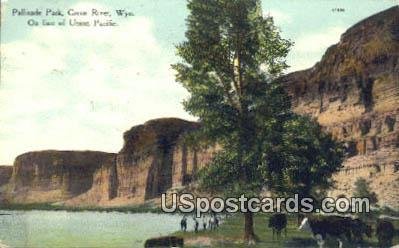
[244,212,257,244]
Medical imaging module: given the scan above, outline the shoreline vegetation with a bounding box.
[1,202,399,216]
[0,202,164,214]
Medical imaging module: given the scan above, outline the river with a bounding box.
[0,210,187,248]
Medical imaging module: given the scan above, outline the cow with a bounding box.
[268,213,287,239]
[376,219,395,247]
[298,215,353,248]
[350,218,372,243]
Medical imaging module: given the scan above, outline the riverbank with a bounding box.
[174,213,399,248]
[0,202,163,213]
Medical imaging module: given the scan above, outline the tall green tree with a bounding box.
[173,0,344,243]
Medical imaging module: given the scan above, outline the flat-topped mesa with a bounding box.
[1,119,216,207]
[115,117,215,203]
[118,118,200,159]
[282,6,399,206]
[8,150,116,203]
[66,118,217,207]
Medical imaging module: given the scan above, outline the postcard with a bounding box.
[0,0,398,247]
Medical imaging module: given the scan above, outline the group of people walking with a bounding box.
[180,214,220,233]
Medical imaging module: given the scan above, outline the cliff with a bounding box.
[1,119,216,207]
[0,166,12,187]
[5,150,116,204]
[282,6,399,206]
[0,166,12,203]
[112,118,215,205]
[64,118,217,207]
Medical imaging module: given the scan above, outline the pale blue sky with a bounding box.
[0,0,397,164]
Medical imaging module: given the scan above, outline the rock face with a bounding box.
[65,118,217,207]
[114,118,216,205]
[66,118,217,206]
[0,166,13,203]
[1,119,216,206]
[6,151,116,203]
[63,154,118,206]
[282,6,399,206]
[0,166,12,187]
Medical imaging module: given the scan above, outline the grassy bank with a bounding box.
[174,213,399,248]
[0,202,164,213]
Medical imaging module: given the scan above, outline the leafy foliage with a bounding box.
[198,114,344,199]
[353,177,378,205]
[174,0,343,205]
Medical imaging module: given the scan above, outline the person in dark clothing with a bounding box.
[202,216,207,230]
[193,218,199,233]
[180,216,187,232]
